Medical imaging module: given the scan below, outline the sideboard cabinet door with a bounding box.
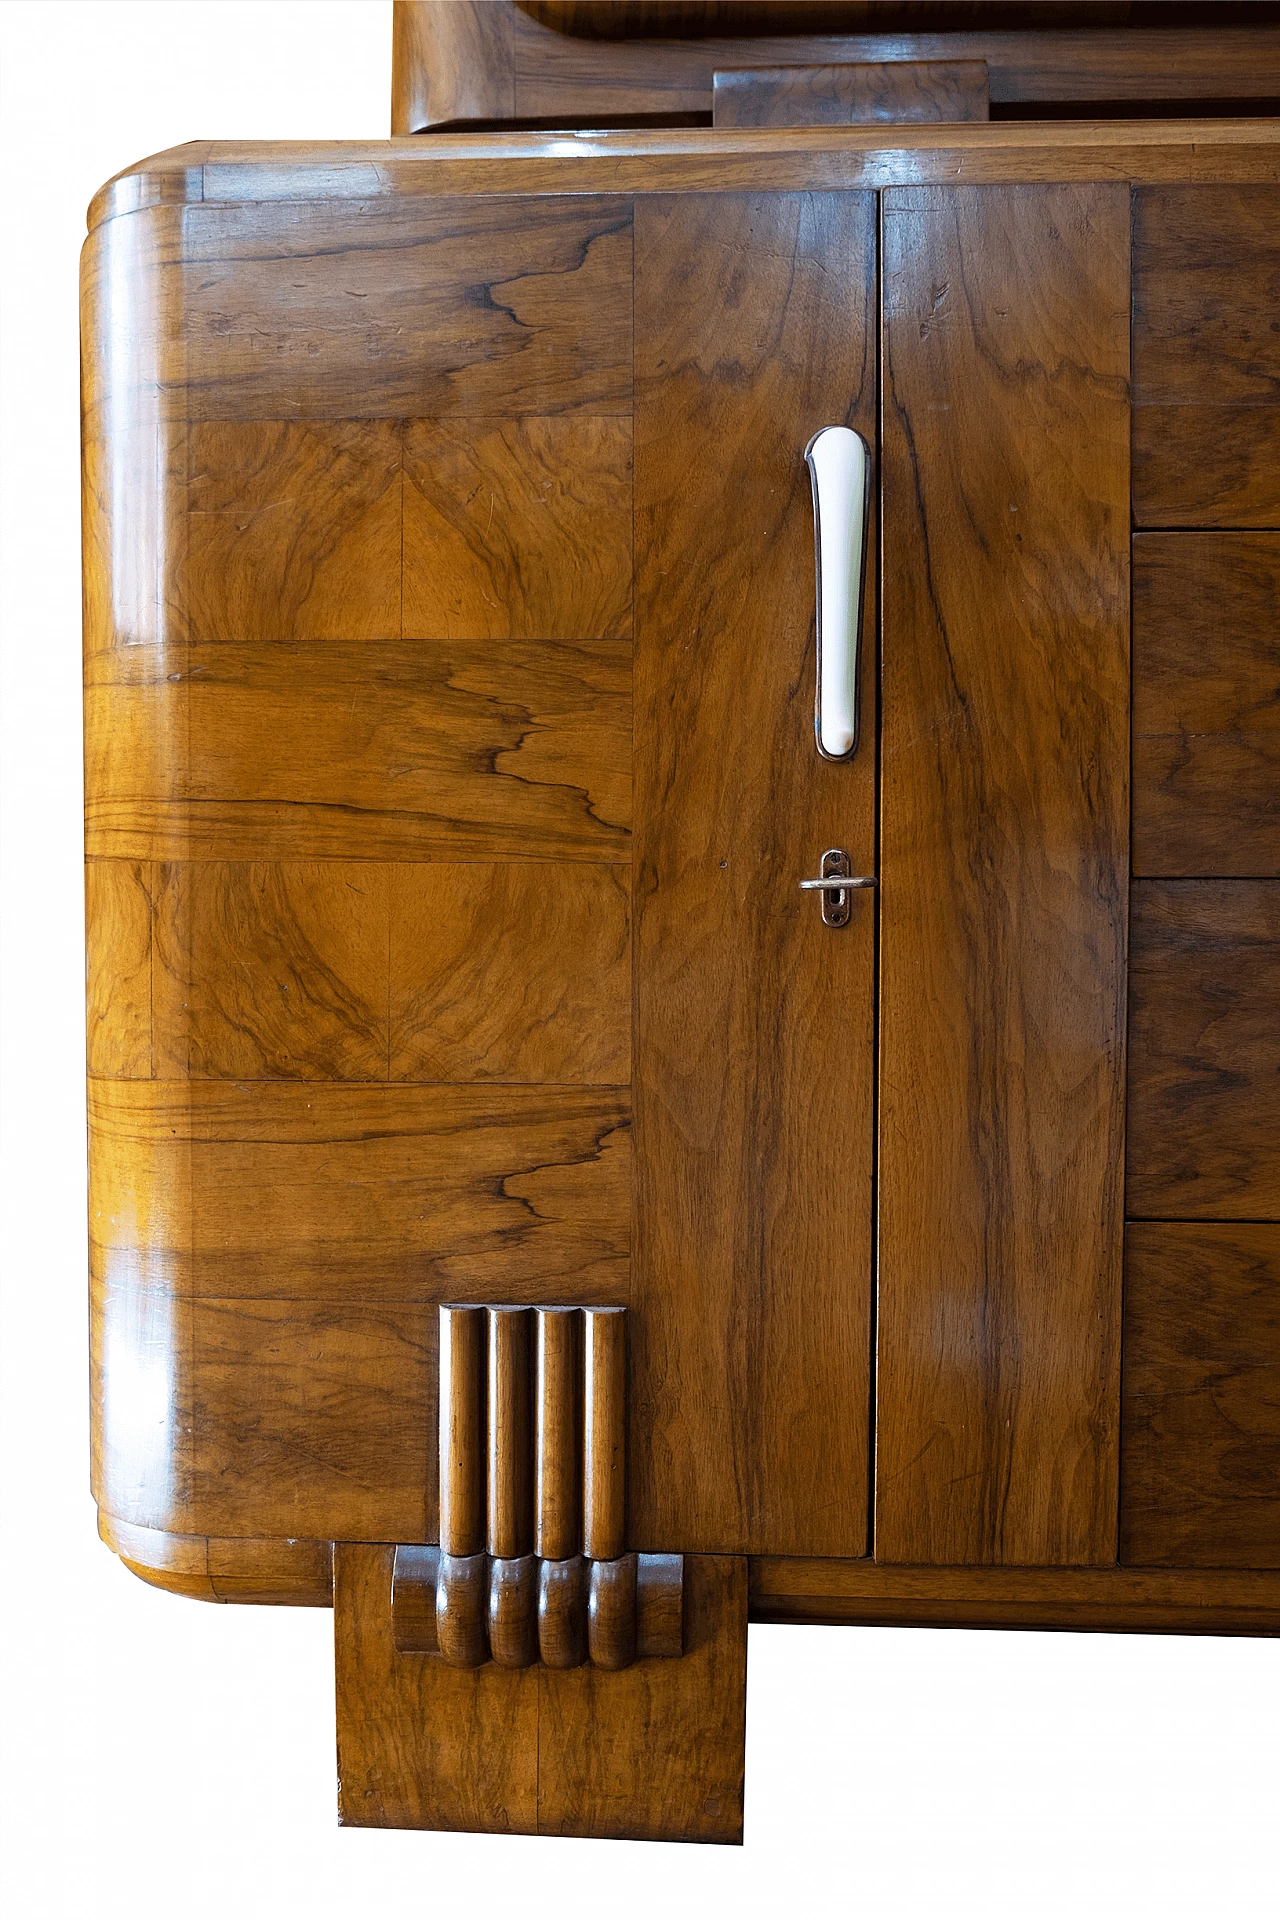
[631,192,877,1558]
[877,185,1132,1567]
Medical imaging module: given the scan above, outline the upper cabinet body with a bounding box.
[85,124,1280,1635]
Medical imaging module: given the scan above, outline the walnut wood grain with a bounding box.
[1132,407,1280,532]
[114,413,630,648]
[488,1555,540,1667]
[90,1080,630,1304]
[631,189,876,1558]
[537,1555,588,1669]
[89,859,631,1085]
[168,198,631,422]
[188,1295,432,1540]
[586,1554,638,1671]
[337,1545,745,1838]
[536,1553,746,1842]
[582,1305,625,1561]
[436,1552,490,1668]
[389,863,630,1085]
[877,184,1130,1566]
[403,418,632,641]
[99,1511,334,1607]
[392,1544,440,1652]
[85,861,152,1078]
[393,0,515,134]
[535,1306,581,1559]
[175,421,402,641]
[636,1551,684,1658]
[439,1306,485,1557]
[337,1544,541,1833]
[487,1307,534,1559]
[1127,881,1280,1220]
[1122,1222,1280,1570]
[749,1556,1280,1635]
[87,129,1280,243]
[151,863,391,1081]
[712,60,989,128]
[392,3,1280,128]
[92,1263,433,1543]
[89,1083,628,1543]
[1133,186,1280,527]
[85,638,630,864]
[1133,534,1280,878]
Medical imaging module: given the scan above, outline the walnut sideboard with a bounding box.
[83,114,1280,1843]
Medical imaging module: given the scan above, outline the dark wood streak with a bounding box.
[85,638,631,862]
[167,197,634,421]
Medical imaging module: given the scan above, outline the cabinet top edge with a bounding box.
[86,122,1280,234]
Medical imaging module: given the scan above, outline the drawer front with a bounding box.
[1133,185,1280,528]
[1133,533,1280,879]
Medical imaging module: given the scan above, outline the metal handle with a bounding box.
[799,849,876,928]
[805,425,870,761]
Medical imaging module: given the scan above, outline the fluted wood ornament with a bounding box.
[407,1304,683,1670]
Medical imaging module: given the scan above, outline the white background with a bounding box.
[1,4,1277,1914]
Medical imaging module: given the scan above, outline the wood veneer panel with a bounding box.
[85,637,631,864]
[712,60,989,128]
[1132,406,1280,531]
[1127,880,1280,1219]
[1133,186,1280,527]
[172,198,632,421]
[632,191,876,1558]
[537,1553,747,1842]
[88,1080,630,1304]
[1122,1221,1280,1570]
[1133,534,1280,878]
[337,1544,540,1833]
[877,185,1130,1567]
[403,419,633,641]
[749,1556,1280,1635]
[389,863,630,1084]
[189,1296,432,1541]
[152,863,391,1081]
[174,421,402,641]
[85,861,153,1078]
[335,1543,747,1841]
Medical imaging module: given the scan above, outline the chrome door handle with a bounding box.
[805,425,870,761]
[799,849,876,928]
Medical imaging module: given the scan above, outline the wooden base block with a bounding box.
[336,1545,747,1842]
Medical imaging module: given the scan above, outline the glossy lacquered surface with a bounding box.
[84,133,1280,1848]
[391,1,1280,131]
[877,183,1130,1567]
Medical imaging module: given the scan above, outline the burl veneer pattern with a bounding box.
[88,859,630,1086]
[83,186,640,1564]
